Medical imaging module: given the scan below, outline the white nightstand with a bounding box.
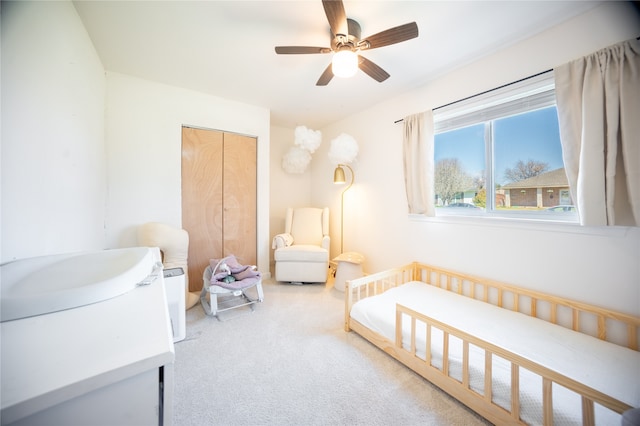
[333,252,365,292]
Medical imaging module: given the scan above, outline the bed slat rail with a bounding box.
[346,262,640,426]
[346,262,639,426]
[345,264,415,331]
[412,262,640,350]
[511,364,520,421]
[396,304,630,425]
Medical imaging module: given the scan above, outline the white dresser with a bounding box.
[1,248,175,426]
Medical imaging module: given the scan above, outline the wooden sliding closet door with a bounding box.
[222,132,257,267]
[181,126,257,292]
[182,127,224,291]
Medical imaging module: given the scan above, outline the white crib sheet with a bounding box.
[350,281,640,425]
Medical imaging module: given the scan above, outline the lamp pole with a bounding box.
[338,164,354,254]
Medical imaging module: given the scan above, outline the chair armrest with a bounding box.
[272,233,294,249]
[321,235,330,250]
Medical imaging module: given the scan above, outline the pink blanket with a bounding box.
[209,255,261,290]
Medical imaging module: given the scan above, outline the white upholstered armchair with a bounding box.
[273,207,329,283]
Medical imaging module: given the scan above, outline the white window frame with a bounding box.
[432,71,578,224]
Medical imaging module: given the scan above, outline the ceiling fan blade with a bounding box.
[316,63,334,86]
[358,55,390,82]
[275,46,331,54]
[322,0,348,37]
[361,22,418,50]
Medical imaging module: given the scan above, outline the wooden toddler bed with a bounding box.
[344,262,640,425]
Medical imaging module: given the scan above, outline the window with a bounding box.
[433,71,577,222]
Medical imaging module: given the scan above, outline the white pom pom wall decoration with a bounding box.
[294,125,322,154]
[282,146,312,174]
[281,125,322,174]
[328,133,358,165]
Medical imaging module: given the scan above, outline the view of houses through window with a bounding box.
[433,75,577,222]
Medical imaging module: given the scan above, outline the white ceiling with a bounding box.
[73,0,602,129]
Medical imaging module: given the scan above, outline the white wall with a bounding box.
[311,2,640,315]
[105,72,271,275]
[1,1,106,262]
[2,1,638,315]
[268,125,312,274]
[0,1,272,275]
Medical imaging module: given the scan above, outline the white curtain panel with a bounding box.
[555,38,640,226]
[403,111,435,216]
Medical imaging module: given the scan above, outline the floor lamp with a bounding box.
[333,164,354,254]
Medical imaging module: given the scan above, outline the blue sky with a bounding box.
[434,106,564,186]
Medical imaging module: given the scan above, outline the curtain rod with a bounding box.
[394,68,553,124]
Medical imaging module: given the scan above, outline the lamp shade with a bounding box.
[333,166,346,184]
[332,50,358,78]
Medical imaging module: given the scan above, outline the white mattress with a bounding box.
[350,281,640,425]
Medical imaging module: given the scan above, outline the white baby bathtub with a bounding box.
[1,247,161,322]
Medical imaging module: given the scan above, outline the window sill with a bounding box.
[408,213,633,237]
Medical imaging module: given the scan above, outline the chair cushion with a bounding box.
[274,245,328,262]
[290,208,324,245]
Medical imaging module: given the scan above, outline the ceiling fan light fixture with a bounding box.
[274,1,419,85]
[332,50,358,78]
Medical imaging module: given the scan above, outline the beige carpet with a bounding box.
[171,278,491,426]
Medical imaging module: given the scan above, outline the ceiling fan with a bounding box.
[275,0,418,86]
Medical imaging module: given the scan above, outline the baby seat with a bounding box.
[200,255,264,320]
